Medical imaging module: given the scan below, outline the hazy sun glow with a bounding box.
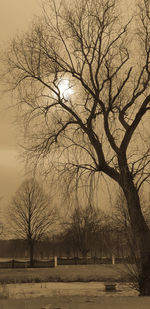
[57,79,74,99]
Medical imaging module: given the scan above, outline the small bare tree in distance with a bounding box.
[8,178,56,267]
[63,204,104,257]
[2,0,150,294]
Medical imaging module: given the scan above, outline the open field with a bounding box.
[0,265,144,309]
[0,264,130,284]
[1,295,150,309]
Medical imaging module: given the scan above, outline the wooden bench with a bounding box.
[105,283,116,292]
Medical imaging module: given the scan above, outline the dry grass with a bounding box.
[0,264,129,284]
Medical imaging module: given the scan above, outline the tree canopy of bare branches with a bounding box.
[8,178,56,266]
[2,0,150,294]
[63,204,106,257]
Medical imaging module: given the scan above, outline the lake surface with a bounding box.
[0,282,138,299]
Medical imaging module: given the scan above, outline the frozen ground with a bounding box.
[0,281,138,299]
[0,281,142,309]
[0,295,150,309]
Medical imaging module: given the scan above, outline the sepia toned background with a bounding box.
[0,1,41,202]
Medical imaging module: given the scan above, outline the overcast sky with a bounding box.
[0,1,41,205]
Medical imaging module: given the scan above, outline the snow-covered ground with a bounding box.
[0,281,138,299]
[1,294,150,309]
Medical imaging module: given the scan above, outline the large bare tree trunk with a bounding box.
[120,168,150,295]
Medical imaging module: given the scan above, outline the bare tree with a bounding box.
[2,0,150,294]
[8,178,56,267]
[63,204,104,257]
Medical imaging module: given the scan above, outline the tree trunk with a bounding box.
[29,241,34,268]
[138,252,150,296]
[120,169,150,295]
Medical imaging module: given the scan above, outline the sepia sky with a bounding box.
[0,1,41,203]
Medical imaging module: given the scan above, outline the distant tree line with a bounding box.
[0,230,129,261]
[0,178,149,266]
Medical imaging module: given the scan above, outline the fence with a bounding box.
[0,256,129,268]
[0,259,55,268]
